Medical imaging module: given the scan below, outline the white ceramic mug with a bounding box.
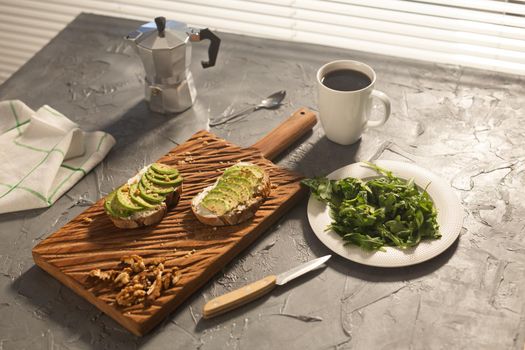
[317,60,391,145]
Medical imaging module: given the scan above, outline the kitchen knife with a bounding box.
[202,255,331,319]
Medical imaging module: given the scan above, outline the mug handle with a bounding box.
[366,90,391,128]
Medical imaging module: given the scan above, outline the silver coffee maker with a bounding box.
[126,17,220,114]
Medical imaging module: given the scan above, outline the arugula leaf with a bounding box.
[302,177,335,203]
[302,163,440,252]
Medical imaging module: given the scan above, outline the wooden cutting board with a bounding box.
[32,108,317,336]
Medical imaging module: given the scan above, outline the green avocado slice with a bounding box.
[151,162,179,175]
[201,196,231,216]
[246,165,265,180]
[214,183,242,203]
[223,169,259,186]
[147,167,179,180]
[216,181,251,202]
[104,190,118,217]
[129,183,157,209]
[145,172,183,187]
[223,165,264,186]
[116,185,144,211]
[205,189,238,208]
[222,165,245,174]
[220,176,253,195]
[224,165,264,179]
[140,174,174,195]
[110,202,133,218]
[108,191,134,218]
[138,181,166,203]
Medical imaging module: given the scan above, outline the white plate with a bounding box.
[307,160,463,267]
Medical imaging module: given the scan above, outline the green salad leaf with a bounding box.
[302,162,440,252]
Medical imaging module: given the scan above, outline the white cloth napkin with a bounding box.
[0,100,116,214]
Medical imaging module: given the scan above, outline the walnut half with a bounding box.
[89,269,115,281]
[88,254,182,307]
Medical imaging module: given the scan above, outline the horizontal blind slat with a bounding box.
[296,0,525,40]
[0,14,65,33]
[47,0,295,28]
[295,9,525,51]
[126,0,296,16]
[294,31,525,75]
[10,0,83,16]
[293,21,525,63]
[0,55,30,67]
[70,7,296,39]
[331,0,525,27]
[0,32,49,46]
[1,41,45,54]
[0,22,58,39]
[0,4,73,23]
[409,0,525,15]
[0,59,20,69]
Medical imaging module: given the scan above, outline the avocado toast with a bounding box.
[191,162,271,226]
[104,163,183,229]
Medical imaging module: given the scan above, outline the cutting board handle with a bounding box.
[250,107,317,160]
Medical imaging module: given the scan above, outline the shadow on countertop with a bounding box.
[11,266,147,349]
[193,265,327,332]
[12,264,216,349]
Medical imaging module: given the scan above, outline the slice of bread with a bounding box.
[104,164,183,229]
[192,162,271,226]
[108,185,182,229]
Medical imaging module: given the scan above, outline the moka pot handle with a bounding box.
[188,28,221,68]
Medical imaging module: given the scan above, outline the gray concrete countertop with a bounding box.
[0,13,524,350]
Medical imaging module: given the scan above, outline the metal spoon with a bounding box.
[210,90,286,127]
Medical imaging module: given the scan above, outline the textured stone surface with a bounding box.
[0,13,524,350]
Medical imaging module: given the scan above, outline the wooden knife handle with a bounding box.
[203,275,277,319]
[251,107,317,161]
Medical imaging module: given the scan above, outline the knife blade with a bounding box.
[276,254,331,285]
[202,255,331,319]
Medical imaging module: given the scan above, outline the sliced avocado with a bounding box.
[223,166,248,177]
[222,165,242,175]
[223,169,259,186]
[138,181,166,204]
[116,185,144,211]
[221,176,253,195]
[151,162,179,175]
[129,183,157,209]
[205,189,238,208]
[214,183,242,202]
[245,165,265,179]
[147,167,179,180]
[145,172,183,187]
[104,190,118,216]
[109,192,134,217]
[224,164,264,177]
[140,174,174,195]
[201,197,231,216]
[216,181,251,202]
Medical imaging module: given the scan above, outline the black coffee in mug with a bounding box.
[321,69,372,91]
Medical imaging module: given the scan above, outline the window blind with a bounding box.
[0,0,524,83]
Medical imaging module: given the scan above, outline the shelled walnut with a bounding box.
[88,255,181,307]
